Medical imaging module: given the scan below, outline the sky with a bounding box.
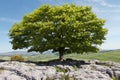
[0,0,120,52]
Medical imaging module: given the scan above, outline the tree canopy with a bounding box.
[9,4,107,61]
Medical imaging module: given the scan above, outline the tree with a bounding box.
[9,4,107,61]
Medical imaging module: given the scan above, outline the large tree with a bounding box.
[9,4,107,61]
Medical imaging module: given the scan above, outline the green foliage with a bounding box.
[112,77,119,80]
[11,54,24,61]
[0,67,5,72]
[46,75,77,80]
[55,66,68,73]
[61,75,78,80]
[46,77,55,80]
[61,75,70,80]
[73,65,78,71]
[55,66,61,72]
[9,4,107,59]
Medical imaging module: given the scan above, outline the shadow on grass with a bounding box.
[25,58,90,67]
[0,60,7,62]
[0,58,90,68]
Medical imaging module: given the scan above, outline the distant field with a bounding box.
[0,56,10,61]
[0,50,120,62]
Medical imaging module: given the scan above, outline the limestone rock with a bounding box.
[0,60,120,80]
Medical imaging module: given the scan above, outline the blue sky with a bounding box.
[0,0,120,52]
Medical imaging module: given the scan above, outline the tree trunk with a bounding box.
[59,51,64,61]
[58,47,64,61]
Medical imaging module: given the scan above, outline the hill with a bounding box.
[0,51,39,56]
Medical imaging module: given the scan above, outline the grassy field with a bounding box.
[0,56,10,61]
[64,50,120,62]
[0,50,120,62]
[25,49,120,62]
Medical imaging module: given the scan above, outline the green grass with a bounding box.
[0,50,120,62]
[24,50,120,62]
[24,54,58,61]
[0,56,10,60]
[64,50,120,62]
[0,67,5,72]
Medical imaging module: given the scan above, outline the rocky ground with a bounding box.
[0,59,120,80]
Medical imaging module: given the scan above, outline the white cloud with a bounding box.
[95,10,120,13]
[90,2,120,13]
[92,7,120,13]
[84,0,120,8]
[0,17,19,23]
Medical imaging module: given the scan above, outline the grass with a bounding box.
[27,50,120,62]
[0,67,5,72]
[112,77,119,80]
[0,56,10,60]
[64,50,120,62]
[24,54,58,61]
[0,50,120,62]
